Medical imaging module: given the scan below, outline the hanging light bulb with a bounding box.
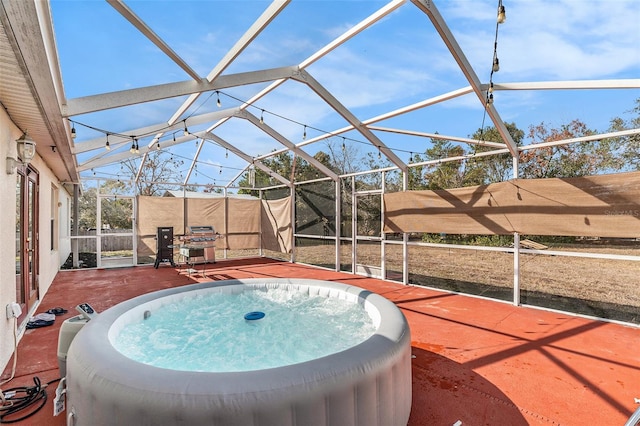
[486,93,494,106]
[303,125,307,140]
[129,139,136,154]
[183,121,189,136]
[497,3,506,24]
[216,91,221,108]
[157,140,161,149]
[378,147,382,160]
[195,138,199,147]
[71,124,76,139]
[260,110,264,124]
[342,138,346,151]
[219,166,222,174]
[489,82,494,93]
[134,138,140,154]
[105,134,111,151]
[225,149,228,158]
[492,57,500,73]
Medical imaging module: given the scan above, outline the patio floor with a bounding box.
[2,257,639,425]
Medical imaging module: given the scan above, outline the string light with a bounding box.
[129,138,136,154]
[183,121,189,136]
[225,149,228,158]
[216,91,221,108]
[342,137,346,151]
[260,109,264,124]
[492,57,500,73]
[486,93,494,106]
[71,124,76,139]
[303,125,307,140]
[157,140,161,149]
[105,134,110,151]
[497,1,506,24]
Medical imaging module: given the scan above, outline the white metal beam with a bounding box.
[198,1,410,154]
[106,0,201,81]
[518,128,640,152]
[65,66,298,117]
[74,107,241,154]
[486,79,640,91]
[369,126,507,149]
[239,110,339,181]
[291,69,407,172]
[203,131,291,187]
[410,0,518,157]
[169,0,291,125]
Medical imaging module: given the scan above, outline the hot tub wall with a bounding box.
[66,278,412,426]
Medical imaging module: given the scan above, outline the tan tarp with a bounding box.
[384,171,640,237]
[262,197,293,253]
[137,196,185,257]
[136,195,291,257]
[225,198,261,249]
[186,198,227,248]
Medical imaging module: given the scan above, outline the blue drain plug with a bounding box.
[244,311,265,321]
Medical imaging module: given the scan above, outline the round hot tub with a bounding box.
[66,278,412,426]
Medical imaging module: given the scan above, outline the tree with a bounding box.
[121,151,188,196]
[606,97,640,171]
[519,119,598,178]
[422,139,471,189]
[469,122,525,183]
[76,180,132,231]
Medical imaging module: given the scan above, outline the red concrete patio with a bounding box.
[2,257,639,425]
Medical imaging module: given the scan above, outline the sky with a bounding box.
[49,0,640,188]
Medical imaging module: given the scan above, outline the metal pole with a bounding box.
[513,232,520,306]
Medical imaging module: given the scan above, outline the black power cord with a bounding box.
[0,376,61,424]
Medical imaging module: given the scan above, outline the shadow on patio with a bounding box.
[2,257,638,425]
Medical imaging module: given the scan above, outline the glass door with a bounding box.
[15,166,39,323]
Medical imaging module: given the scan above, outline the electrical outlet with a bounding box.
[6,302,22,319]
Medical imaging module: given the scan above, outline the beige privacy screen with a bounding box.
[383,172,640,237]
[136,195,292,257]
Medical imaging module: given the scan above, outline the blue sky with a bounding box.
[49,0,640,186]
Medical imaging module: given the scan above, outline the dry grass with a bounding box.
[291,242,640,323]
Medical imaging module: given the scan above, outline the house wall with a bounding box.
[0,107,72,373]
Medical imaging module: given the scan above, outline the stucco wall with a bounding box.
[0,108,22,373]
[0,107,71,372]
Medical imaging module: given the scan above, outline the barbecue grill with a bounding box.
[179,226,220,274]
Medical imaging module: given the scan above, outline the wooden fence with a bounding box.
[73,229,133,253]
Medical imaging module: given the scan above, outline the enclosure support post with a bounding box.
[72,183,79,268]
[402,169,409,285]
[351,176,356,273]
[96,180,102,268]
[403,232,409,285]
[335,180,341,272]
[290,185,295,263]
[380,171,386,279]
[513,232,521,306]
[258,188,263,258]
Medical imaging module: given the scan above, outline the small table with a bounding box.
[179,243,216,278]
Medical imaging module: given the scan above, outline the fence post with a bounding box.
[513,232,520,306]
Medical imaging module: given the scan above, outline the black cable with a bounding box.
[0,377,61,424]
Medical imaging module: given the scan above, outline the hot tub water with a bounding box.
[113,287,376,372]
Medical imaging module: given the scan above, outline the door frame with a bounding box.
[16,164,39,324]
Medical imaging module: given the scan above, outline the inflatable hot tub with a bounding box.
[65,278,412,425]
